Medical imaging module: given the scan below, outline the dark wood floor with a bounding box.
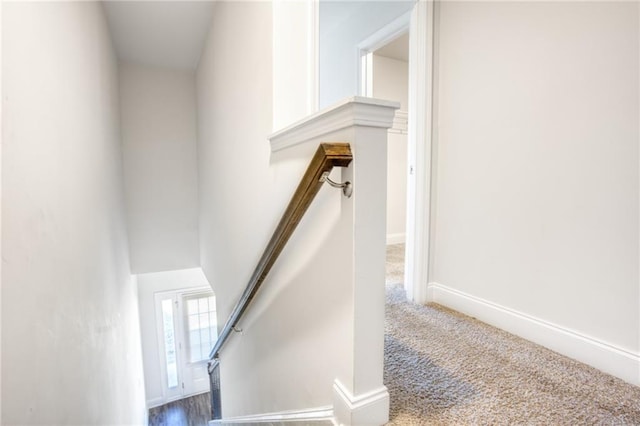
[148,392,211,426]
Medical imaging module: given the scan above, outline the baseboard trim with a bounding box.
[146,397,165,409]
[209,406,334,424]
[386,233,405,245]
[148,390,210,410]
[332,380,389,426]
[428,282,640,386]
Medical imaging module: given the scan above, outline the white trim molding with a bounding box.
[428,282,640,387]
[404,0,435,305]
[357,11,411,56]
[268,96,397,425]
[332,380,389,426]
[269,96,399,152]
[209,406,334,425]
[357,11,411,98]
[388,110,408,135]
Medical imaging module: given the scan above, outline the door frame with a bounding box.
[356,0,435,304]
[154,286,214,403]
[357,11,411,98]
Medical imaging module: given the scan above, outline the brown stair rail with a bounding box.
[207,143,353,418]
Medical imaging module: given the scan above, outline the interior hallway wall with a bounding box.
[373,54,408,244]
[119,63,200,274]
[431,1,639,385]
[2,2,146,423]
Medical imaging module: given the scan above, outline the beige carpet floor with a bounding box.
[384,243,640,425]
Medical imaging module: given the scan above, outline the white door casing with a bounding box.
[357,1,434,304]
[405,0,434,304]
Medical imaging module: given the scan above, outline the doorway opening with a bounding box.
[365,31,410,289]
[357,1,434,304]
[155,287,217,403]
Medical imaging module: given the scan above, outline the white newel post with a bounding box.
[270,97,399,426]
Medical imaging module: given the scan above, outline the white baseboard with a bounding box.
[386,233,405,245]
[146,397,165,409]
[148,390,210,410]
[332,380,389,426]
[209,406,334,424]
[428,282,640,387]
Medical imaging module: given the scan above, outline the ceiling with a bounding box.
[375,33,409,62]
[102,1,215,70]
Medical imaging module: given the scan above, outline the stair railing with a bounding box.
[207,143,353,420]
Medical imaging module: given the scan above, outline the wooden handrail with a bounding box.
[208,143,353,363]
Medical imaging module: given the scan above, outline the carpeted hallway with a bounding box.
[384,243,640,425]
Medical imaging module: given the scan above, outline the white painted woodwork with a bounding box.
[429,282,640,386]
[405,0,434,304]
[270,96,398,152]
[269,97,399,425]
[209,406,334,424]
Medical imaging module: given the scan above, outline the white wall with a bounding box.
[197,1,274,325]
[318,0,413,109]
[2,2,146,423]
[431,1,639,384]
[119,63,200,274]
[197,2,356,418]
[136,268,210,407]
[373,55,408,112]
[272,0,317,130]
[373,54,408,244]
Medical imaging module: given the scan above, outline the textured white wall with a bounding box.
[119,63,200,274]
[137,268,210,407]
[432,0,639,364]
[373,54,408,243]
[318,0,413,108]
[2,2,146,423]
[197,2,354,417]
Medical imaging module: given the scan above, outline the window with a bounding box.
[184,293,217,363]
